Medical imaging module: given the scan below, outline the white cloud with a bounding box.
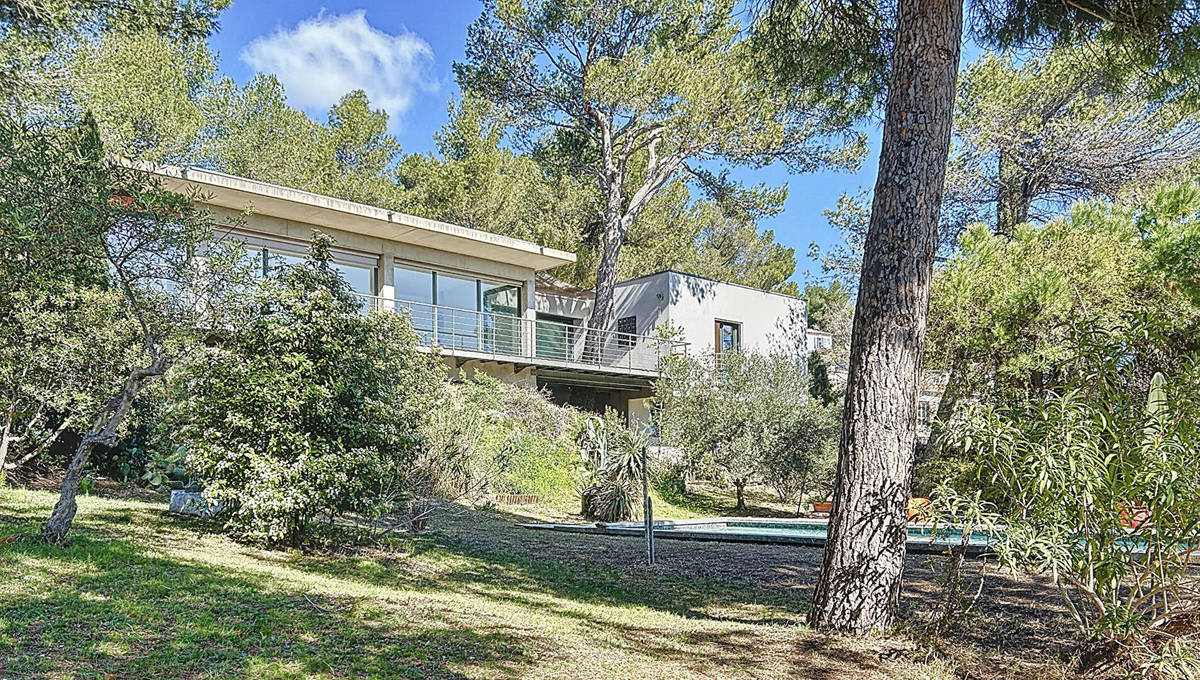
[240,10,435,124]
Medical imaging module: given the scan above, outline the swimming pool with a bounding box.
[519,517,999,556]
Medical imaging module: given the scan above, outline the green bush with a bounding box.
[416,371,583,508]
[175,234,443,548]
[910,455,978,499]
[949,348,1200,673]
[575,411,647,522]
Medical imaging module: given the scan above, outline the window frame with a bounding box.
[715,319,741,354]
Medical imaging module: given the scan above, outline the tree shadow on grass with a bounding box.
[0,508,539,680]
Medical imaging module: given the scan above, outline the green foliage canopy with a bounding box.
[176,234,443,547]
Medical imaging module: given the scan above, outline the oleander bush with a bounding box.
[946,323,1200,676]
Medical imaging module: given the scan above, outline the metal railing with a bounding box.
[356,295,686,374]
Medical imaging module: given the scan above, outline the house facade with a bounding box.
[152,165,808,422]
[536,270,808,427]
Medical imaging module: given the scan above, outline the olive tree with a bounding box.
[175,234,444,548]
[655,350,815,510]
[0,114,248,544]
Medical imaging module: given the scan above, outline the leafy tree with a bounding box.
[927,181,1200,420]
[176,234,443,547]
[195,74,332,191]
[64,30,214,162]
[0,287,141,484]
[397,95,593,255]
[317,90,404,207]
[946,48,1200,237]
[804,280,850,331]
[455,0,865,330]
[761,397,839,514]
[400,94,803,292]
[656,350,814,510]
[761,0,1200,632]
[0,0,227,100]
[0,115,249,544]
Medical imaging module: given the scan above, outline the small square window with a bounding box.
[616,316,636,349]
[716,320,740,353]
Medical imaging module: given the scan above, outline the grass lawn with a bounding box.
[0,487,1074,679]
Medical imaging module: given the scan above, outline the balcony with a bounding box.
[358,296,686,377]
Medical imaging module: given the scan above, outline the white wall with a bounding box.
[613,271,806,359]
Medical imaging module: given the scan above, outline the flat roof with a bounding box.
[133,163,576,272]
[615,269,803,301]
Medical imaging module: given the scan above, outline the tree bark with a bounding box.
[995,147,1032,237]
[808,0,963,634]
[42,359,165,545]
[734,478,746,511]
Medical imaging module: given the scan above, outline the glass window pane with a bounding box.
[393,266,432,304]
[437,273,477,310]
[436,273,479,349]
[481,283,519,315]
[482,282,521,354]
[718,321,740,352]
[392,266,433,341]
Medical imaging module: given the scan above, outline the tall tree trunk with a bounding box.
[42,359,164,545]
[734,479,746,511]
[995,148,1032,237]
[808,0,963,634]
[586,176,633,362]
[589,211,628,333]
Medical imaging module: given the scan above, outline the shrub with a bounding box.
[175,234,443,547]
[416,371,583,508]
[575,411,647,522]
[950,358,1200,673]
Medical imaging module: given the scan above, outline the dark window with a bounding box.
[616,316,636,348]
[716,320,740,353]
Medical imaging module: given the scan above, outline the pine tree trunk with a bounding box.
[589,210,626,333]
[808,0,963,634]
[42,360,164,545]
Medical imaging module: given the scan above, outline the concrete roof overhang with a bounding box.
[131,163,577,272]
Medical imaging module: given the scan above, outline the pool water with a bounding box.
[520,517,1000,556]
[662,520,997,549]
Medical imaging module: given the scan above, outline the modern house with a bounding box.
[537,270,809,426]
[149,165,809,422]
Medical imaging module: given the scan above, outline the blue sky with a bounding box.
[207,1,976,286]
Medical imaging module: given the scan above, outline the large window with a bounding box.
[716,320,741,353]
[391,264,523,352]
[237,232,377,312]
